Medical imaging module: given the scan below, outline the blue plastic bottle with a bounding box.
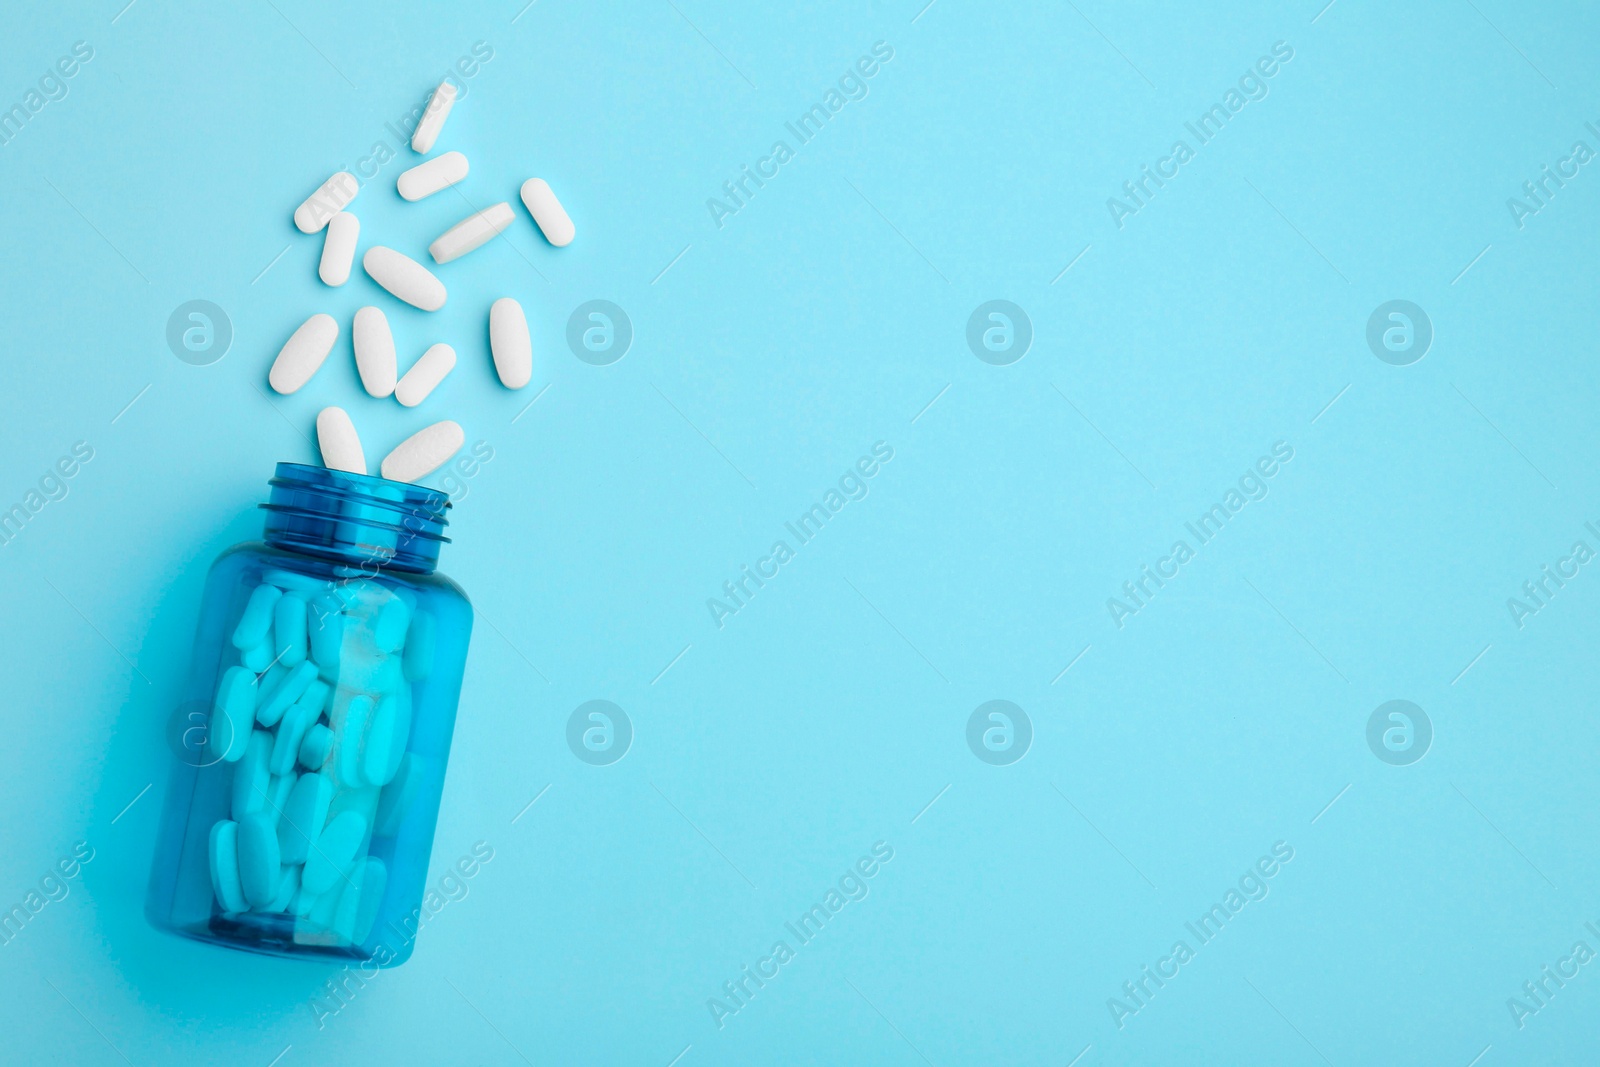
[147,463,472,966]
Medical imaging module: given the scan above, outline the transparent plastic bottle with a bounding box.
[146,463,472,966]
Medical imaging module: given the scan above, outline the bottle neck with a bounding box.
[260,463,451,575]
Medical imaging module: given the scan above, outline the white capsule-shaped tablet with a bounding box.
[381,420,465,483]
[363,246,446,312]
[428,202,514,265]
[519,178,574,247]
[395,344,456,407]
[316,406,366,474]
[397,151,468,201]
[318,212,359,286]
[489,298,532,389]
[268,313,339,394]
[294,172,359,234]
[411,80,457,154]
[352,306,397,398]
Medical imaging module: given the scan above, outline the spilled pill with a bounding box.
[294,172,359,234]
[397,151,468,201]
[410,80,457,154]
[489,298,532,389]
[380,420,464,483]
[316,407,367,475]
[428,202,514,264]
[520,178,575,247]
[363,246,446,312]
[395,344,456,407]
[318,211,360,286]
[269,313,339,394]
[209,820,248,913]
[352,307,397,398]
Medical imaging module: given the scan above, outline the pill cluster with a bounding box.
[269,79,570,484]
[204,567,438,947]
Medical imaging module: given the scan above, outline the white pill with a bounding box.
[428,202,514,265]
[397,151,468,201]
[395,344,456,407]
[268,314,339,395]
[410,80,457,154]
[363,246,446,312]
[519,179,574,247]
[489,298,532,389]
[318,212,360,286]
[316,407,366,475]
[294,172,359,234]
[352,307,397,398]
[381,420,465,483]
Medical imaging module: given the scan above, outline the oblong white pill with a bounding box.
[519,179,575,247]
[316,407,366,474]
[395,344,456,407]
[381,420,465,483]
[428,202,514,265]
[352,306,397,398]
[318,212,360,286]
[489,298,532,389]
[411,80,457,154]
[294,172,359,234]
[363,246,446,312]
[397,151,468,201]
[268,314,339,394]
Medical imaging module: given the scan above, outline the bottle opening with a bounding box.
[260,462,451,573]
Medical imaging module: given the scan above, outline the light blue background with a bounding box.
[2,0,1598,1063]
